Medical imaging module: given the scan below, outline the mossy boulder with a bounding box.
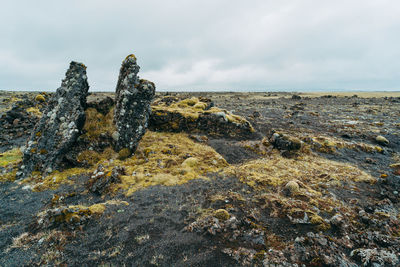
[34,94,46,102]
[283,180,300,195]
[214,209,230,221]
[149,97,254,139]
[269,132,302,156]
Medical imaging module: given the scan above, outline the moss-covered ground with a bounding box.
[1,91,399,266]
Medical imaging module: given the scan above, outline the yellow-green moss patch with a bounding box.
[230,152,376,190]
[0,148,22,182]
[26,107,42,117]
[35,94,46,102]
[214,209,230,221]
[33,168,91,191]
[152,97,253,129]
[113,131,229,195]
[33,129,228,194]
[82,107,116,141]
[0,148,22,168]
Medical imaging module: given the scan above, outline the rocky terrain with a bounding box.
[1,59,400,266]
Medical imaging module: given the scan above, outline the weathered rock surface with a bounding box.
[150,97,255,139]
[86,95,114,115]
[113,55,156,155]
[19,62,89,177]
[88,164,124,195]
[269,132,302,155]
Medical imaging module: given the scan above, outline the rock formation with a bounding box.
[19,62,89,177]
[113,54,156,156]
[150,97,255,139]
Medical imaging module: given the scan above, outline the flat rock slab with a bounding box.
[113,55,155,154]
[20,61,89,177]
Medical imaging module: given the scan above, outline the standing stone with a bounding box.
[19,62,89,177]
[113,54,155,156]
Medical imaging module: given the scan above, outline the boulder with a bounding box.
[375,135,389,146]
[269,132,302,152]
[149,97,254,139]
[19,62,89,177]
[113,54,156,155]
[88,164,125,195]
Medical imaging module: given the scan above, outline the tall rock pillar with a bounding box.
[113,54,156,156]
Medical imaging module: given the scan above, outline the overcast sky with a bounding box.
[1,0,399,92]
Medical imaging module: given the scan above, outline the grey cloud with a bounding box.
[1,0,399,91]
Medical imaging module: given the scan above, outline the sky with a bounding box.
[1,0,399,92]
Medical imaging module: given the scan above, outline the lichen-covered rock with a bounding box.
[350,248,399,266]
[113,54,155,155]
[269,132,302,153]
[19,62,89,177]
[149,97,254,139]
[35,205,92,231]
[88,164,125,194]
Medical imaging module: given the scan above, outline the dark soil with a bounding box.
[1,91,400,266]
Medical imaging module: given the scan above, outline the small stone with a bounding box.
[365,158,375,164]
[330,213,344,227]
[292,94,301,100]
[89,165,125,194]
[284,180,300,195]
[269,132,302,153]
[375,135,389,146]
[214,209,230,221]
[112,131,120,141]
[118,148,131,160]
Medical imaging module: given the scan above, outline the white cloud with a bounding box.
[1,0,399,91]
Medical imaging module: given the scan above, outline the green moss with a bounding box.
[77,148,115,166]
[310,214,330,231]
[35,94,46,102]
[26,107,42,117]
[118,148,131,160]
[0,148,22,168]
[125,54,137,61]
[82,107,116,141]
[152,97,254,132]
[214,209,230,221]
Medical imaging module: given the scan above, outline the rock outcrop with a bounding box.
[150,97,255,139]
[269,132,302,152]
[113,55,155,156]
[19,62,89,177]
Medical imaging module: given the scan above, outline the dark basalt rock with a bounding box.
[19,61,89,177]
[149,111,255,139]
[269,132,302,154]
[86,95,114,115]
[88,164,125,195]
[113,55,155,155]
[149,98,255,140]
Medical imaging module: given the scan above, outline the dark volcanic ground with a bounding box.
[1,91,400,266]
